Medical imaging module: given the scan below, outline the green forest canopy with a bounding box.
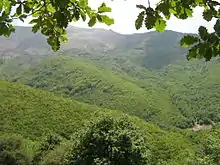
[0,0,219,60]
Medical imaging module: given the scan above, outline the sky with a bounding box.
[14,0,217,34]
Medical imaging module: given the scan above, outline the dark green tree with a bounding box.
[64,116,150,165]
[135,0,220,61]
[0,0,113,51]
[0,136,30,165]
[32,133,62,165]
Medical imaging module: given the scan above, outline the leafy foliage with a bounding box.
[32,134,62,165]
[65,116,150,165]
[0,80,200,165]
[0,80,99,139]
[189,129,220,165]
[0,0,113,51]
[135,0,220,60]
[0,136,31,165]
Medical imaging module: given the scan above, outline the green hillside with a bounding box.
[160,59,220,127]
[1,26,220,164]
[0,80,100,139]
[2,54,219,129]
[11,55,188,128]
[0,80,200,165]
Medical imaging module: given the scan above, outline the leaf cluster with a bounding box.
[0,136,31,165]
[135,0,220,60]
[0,0,114,51]
[64,116,150,165]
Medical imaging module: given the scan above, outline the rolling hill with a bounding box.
[0,80,100,139]
[10,55,184,128]
[0,80,199,165]
[0,26,220,129]
[1,26,220,165]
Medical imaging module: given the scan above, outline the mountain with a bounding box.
[1,26,220,165]
[0,26,187,69]
[10,55,183,128]
[0,26,219,129]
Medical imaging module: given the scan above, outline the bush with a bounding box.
[64,116,150,165]
[32,134,62,165]
[0,136,31,165]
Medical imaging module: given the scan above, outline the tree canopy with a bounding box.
[64,116,150,165]
[0,0,219,60]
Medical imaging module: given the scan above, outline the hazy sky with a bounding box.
[14,0,216,34]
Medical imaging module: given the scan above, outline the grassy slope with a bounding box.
[1,27,219,128]
[0,80,100,139]
[1,55,220,129]
[160,59,220,126]
[13,55,184,127]
[0,80,197,164]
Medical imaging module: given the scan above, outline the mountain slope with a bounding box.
[0,26,187,69]
[160,59,220,126]
[10,55,186,128]
[0,80,199,165]
[0,80,101,139]
[1,26,219,129]
[2,54,219,129]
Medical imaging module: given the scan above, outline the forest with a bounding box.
[0,0,220,164]
[0,26,220,165]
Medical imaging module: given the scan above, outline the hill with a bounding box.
[0,80,100,139]
[160,59,220,126]
[10,55,185,128]
[1,27,220,129]
[0,26,187,70]
[0,80,199,164]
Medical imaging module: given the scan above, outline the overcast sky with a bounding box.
[14,0,216,34]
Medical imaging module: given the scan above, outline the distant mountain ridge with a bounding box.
[0,26,189,69]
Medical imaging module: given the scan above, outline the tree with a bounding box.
[0,0,113,51]
[135,0,220,61]
[32,133,62,165]
[0,136,31,165]
[0,0,219,60]
[64,116,150,165]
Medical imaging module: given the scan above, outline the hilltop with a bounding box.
[0,26,187,69]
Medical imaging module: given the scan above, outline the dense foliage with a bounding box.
[160,60,220,127]
[0,0,113,51]
[0,81,201,165]
[0,80,99,139]
[135,0,220,60]
[0,27,220,164]
[0,136,31,165]
[65,117,149,165]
